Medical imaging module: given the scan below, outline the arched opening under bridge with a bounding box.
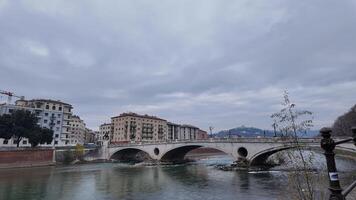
[160,145,231,163]
[110,148,152,163]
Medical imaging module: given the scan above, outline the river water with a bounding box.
[0,153,355,200]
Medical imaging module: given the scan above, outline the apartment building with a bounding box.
[167,122,180,140]
[167,123,204,141]
[197,129,209,140]
[0,99,73,147]
[180,125,199,140]
[84,128,96,144]
[98,123,112,145]
[68,115,86,145]
[111,112,168,143]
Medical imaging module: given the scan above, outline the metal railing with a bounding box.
[320,127,356,200]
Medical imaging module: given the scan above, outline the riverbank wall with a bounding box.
[0,148,55,169]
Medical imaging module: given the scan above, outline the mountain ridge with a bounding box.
[213,126,319,138]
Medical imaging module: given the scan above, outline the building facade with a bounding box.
[0,99,73,147]
[197,129,209,140]
[167,122,180,141]
[179,124,199,140]
[111,112,168,143]
[68,115,86,145]
[84,128,96,144]
[98,123,112,145]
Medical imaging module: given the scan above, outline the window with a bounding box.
[8,109,14,113]
[59,107,62,111]
[52,106,56,110]
[46,105,49,109]
[55,141,58,145]
[3,140,8,145]
[55,134,59,138]
[57,114,61,117]
[44,119,48,123]
[45,112,48,116]
[57,120,60,124]
[56,127,60,131]
[23,140,27,145]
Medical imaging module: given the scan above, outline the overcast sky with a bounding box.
[1,0,356,132]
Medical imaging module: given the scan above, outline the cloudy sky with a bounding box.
[1,0,356,132]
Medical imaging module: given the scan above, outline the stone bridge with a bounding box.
[90,138,356,166]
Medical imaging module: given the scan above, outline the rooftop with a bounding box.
[16,99,72,107]
[111,112,166,121]
[181,124,199,129]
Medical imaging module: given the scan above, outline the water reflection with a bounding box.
[0,154,355,200]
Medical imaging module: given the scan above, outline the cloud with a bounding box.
[0,0,355,131]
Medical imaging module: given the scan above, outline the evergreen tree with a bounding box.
[0,110,53,147]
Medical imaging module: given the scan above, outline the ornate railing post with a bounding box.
[320,127,345,200]
[320,127,356,200]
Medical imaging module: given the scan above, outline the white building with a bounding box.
[167,123,200,141]
[167,122,180,141]
[0,99,73,147]
[98,123,112,145]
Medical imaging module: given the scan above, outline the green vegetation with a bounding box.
[0,110,53,147]
[75,144,85,160]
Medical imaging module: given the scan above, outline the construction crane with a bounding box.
[0,90,25,104]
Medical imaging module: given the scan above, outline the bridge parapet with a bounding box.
[90,137,356,166]
[108,137,321,148]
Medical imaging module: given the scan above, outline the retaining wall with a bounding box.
[0,148,54,169]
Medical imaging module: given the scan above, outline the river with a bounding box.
[0,153,355,200]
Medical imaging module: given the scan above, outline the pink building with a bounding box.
[196,129,209,140]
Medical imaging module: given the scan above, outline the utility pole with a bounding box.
[320,127,356,200]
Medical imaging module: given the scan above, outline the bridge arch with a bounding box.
[160,144,232,162]
[249,145,295,166]
[110,148,153,162]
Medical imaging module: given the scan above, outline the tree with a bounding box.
[75,144,85,160]
[28,127,54,147]
[0,114,14,140]
[271,91,313,138]
[271,91,315,200]
[332,104,356,136]
[0,109,53,147]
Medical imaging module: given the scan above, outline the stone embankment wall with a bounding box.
[0,148,54,169]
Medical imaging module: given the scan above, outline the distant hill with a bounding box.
[214,126,319,138]
[332,104,356,136]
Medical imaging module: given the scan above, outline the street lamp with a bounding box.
[320,127,356,200]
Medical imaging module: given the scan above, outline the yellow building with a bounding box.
[111,112,167,143]
[69,115,86,145]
